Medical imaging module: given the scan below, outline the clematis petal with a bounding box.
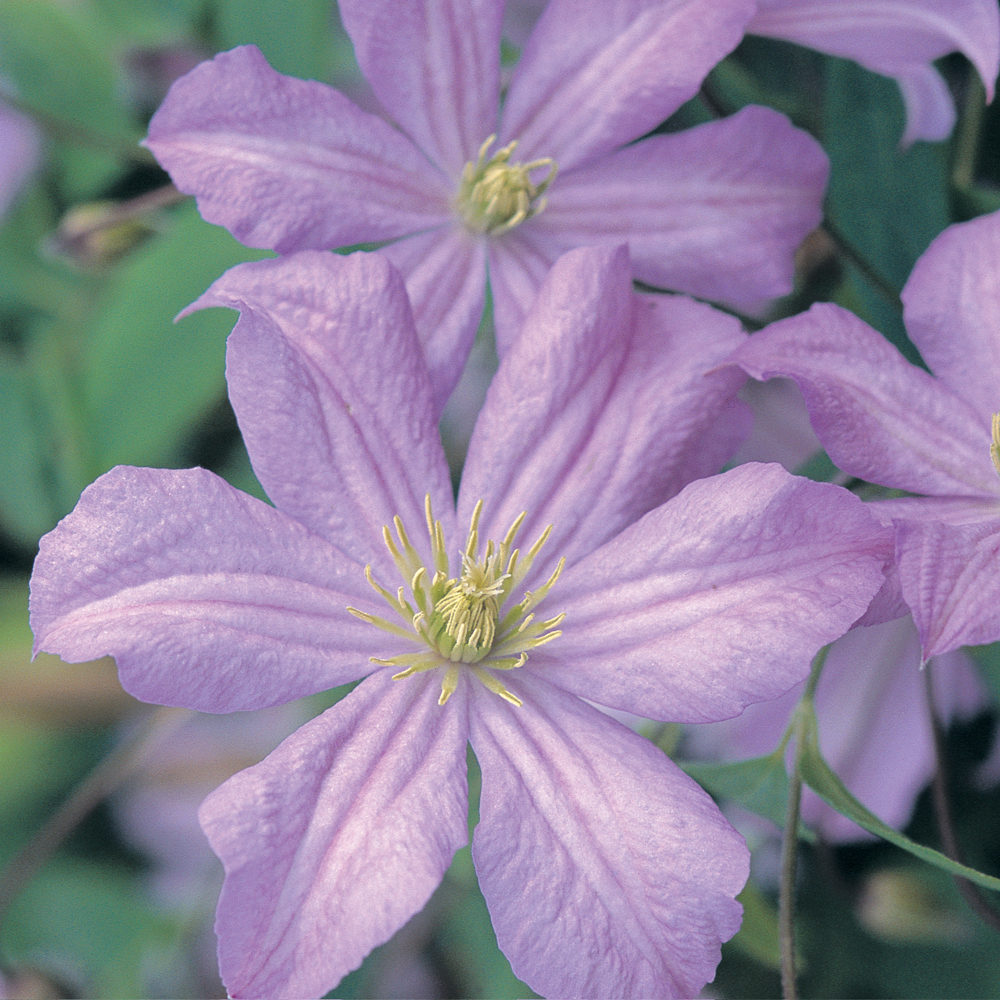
[338,0,501,176]
[485,227,565,354]
[145,46,451,253]
[29,466,381,713]
[185,251,455,571]
[0,102,42,222]
[901,210,1000,423]
[896,64,957,144]
[502,0,756,170]
[459,245,748,584]
[732,302,999,497]
[202,669,469,1000]
[468,673,747,1000]
[877,496,1000,655]
[544,463,892,723]
[748,0,1000,101]
[377,226,488,414]
[536,105,829,310]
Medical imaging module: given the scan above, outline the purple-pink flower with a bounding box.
[733,208,1000,658]
[747,0,1000,144]
[144,0,828,410]
[31,246,891,998]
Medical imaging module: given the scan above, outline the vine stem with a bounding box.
[923,662,1000,932]
[779,646,829,999]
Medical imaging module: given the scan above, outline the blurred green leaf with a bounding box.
[681,752,796,835]
[798,701,1000,892]
[216,0,334,80]
[727,881,783,971]
[81,202,271,469]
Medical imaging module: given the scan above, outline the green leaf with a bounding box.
[797,702,1000,893]
[80,203,271,470]
[681,752,802,836]
[215,0,334,80]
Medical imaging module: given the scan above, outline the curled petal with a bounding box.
[469,674,747,999]
[896,64,956,145]
[185,251,455,570]
[145,46,450,252]
[30,467,379,712]
[203,670,469,999]
[545,463,892,722]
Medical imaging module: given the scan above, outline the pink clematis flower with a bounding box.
[144,0,828,411]
[30,246,891,998]
[732,208,1000,659]
[747,0,1000,145]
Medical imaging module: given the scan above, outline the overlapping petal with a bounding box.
[457,246,748,584]
[469,674,747,1000]
[748,0,1000,100]
[901,210,1000,421]
[895,64,957,144]
[502,0,756,169]
[185,252,455,572]
[544,463,892,722]
[202,670,469,999]
[732,302,998,497]
[377,226,488,412]
[144,46,451,253]
[338,0,501,176]
[29,466,380,712]
[537,105,829,310]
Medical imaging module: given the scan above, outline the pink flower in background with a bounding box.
[733,208,1000,658]
[747,0,1000,144]
[30,245,892,998]
[692,616,987,842]
[0,102,42,221]
[145,0,828,409]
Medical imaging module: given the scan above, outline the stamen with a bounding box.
[991,413,1000,477]
[350,495,565,708]
[456,135,557,236]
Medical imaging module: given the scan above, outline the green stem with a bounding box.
[821,217,903,312]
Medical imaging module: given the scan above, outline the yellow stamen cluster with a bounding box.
[348,497,565,706]
[455,135,557,236]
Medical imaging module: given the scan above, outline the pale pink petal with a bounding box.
[891,503,1000,655]
[469,674,747,999]
[896,64,956,144]
[536,105,829,310]
[0,102,42,221]
[732,302,998,497]
[901,209,1000,423]
[202,670,469,1000]
[502,0,756,169]
[729,377,821,470]
[145,46,451,252]
[749,0,1000,101]
[338,0,501,176]
[544,463,892,722]
[377,226,488,413]
[458,246,748,584]
[486,227,564,354]
[30,467,381,712]
[185,252,455,572]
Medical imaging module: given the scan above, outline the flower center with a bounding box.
[991,413,1000,477]
[348,497,565,706]
[455,135,557,236]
